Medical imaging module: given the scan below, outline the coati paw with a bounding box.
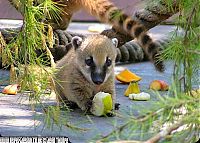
[106,112,115,117]
[82,100,93,115]
[60,101,78,110]
[86,100,93,110]
[114,103,120,110]
[66,101,79,109]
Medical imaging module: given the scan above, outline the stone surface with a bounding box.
[0,21,177,142]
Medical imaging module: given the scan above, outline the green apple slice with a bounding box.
[90,92,113,116]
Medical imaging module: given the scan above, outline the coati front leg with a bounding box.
[71,86,93,112]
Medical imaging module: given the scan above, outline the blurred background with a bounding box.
[0,0,145,21]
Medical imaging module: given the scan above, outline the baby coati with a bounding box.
[54,35,118,112]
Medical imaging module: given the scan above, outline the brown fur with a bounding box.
[52,0,164,72]
[54,35,117,111]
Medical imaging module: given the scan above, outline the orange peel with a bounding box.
[116,69,141,83]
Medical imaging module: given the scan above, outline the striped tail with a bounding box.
[82,0,164,72]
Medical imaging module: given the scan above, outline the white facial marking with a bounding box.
[112,38,118,47]
[96,67,101,74]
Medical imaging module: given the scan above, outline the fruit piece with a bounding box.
[158,80,169,91]
[150,80,169,91]
[88,24,106,32]
[90,92,113,116]
[124,82,140,96]
[129,92,150,101]
[116,69,142,83]
[2,84,20,95]
[150,80,162,90]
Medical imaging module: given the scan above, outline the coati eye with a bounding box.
[106,57,112,67]
[85,57,94,66]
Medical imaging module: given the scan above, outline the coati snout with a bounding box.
[89,57,113,85]
[85,56,113,85]
[91,71,105,85]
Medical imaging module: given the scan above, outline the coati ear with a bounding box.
[72,36,83,50]
[112,38,118,47]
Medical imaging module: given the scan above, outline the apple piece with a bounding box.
[124,82,140,96]
[2,84,20,95]
[90,92,113,116]
[158,80,169,91]
[150,80,169,91]
[150,80,162,91]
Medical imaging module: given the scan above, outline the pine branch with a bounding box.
[183,1,197,42]
[0,31,8,68]
[182,1,198,92]
[186,49,200,55]
[99,96,200,142]
[98,121,184,143]
[144,108,200,143]
[144,121,184,143]
[99,109,163,142]
[0,32,6,55]
[42,107,89,131]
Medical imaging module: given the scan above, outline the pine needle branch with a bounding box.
[100,109,163,141]
[42,107,89,132]
[186,49,200,55]
[144,121,183,143]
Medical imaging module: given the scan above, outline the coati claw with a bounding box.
[114,103,120,110]
[106,112,115,117]
[61,101,78,110]
[86,100,93,109]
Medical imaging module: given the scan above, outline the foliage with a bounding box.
[1,0,199,142]
[99,93,199,143]
[98,0,200,142]
[1,0,82,131]
[163,0,200,93]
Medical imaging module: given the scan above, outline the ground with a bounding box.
[0,21,177,142]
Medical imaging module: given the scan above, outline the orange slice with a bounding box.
[116,69,142,83]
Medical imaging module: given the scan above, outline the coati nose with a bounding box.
[91,72,105,85]
[93,79,103,85]
[92,77,104,85]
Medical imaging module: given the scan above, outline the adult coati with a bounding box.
[50,0,164,72]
